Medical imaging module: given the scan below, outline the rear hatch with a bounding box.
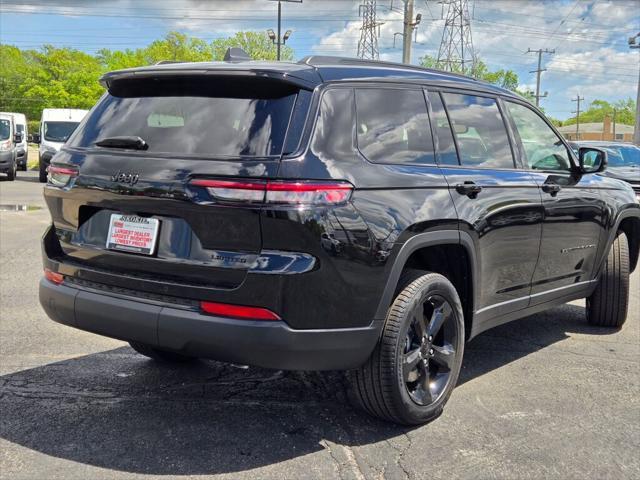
[44,72,312,290]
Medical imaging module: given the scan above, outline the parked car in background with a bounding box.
[32,108,88,182]
[569,141,640,198]
[0,112,20,181]
[0,112,28,171]
[39,55,640,425]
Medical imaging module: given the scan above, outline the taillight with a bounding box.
[200,301,281,320]
[190,179,353,206]
[47,164,78,187]
[44,268,64,285]
[191,179,266,203]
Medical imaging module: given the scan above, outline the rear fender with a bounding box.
[373,230,477,322]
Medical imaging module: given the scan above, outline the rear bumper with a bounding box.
[39,278,380,370]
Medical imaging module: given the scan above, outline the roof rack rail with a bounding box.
[297,55,476,81]
[154,60,183,65]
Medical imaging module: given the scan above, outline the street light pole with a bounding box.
[268,0,302,61]
[629,32,640,146]
[277,0,282,61]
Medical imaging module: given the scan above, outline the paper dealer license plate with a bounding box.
[106,214,160,255]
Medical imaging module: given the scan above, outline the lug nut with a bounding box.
[429,348,434,355]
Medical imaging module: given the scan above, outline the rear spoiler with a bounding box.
[99,67,320,92]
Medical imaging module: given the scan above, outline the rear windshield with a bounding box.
[0,120,10,140]
[44,121,80,142]
[69,77,299,158]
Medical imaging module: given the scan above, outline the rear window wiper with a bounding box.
[95,136,149,150]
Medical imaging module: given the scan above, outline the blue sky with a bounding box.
[1,0,638,120]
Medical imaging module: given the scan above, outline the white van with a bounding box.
[0,113,19,181]
[4,113,28,171]
[36,108,88,182]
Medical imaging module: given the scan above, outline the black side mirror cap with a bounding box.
[13,133,23,143]
[29,133,40,144]
[578,147,607,174]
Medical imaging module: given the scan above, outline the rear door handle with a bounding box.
[455,182,483,199]
[542,184,561,196]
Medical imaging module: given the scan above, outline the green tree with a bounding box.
[419,54,533,102]
[0,31,296,123]
[211,31,293,61]
[562,98,636,126]
[1,44,104,121]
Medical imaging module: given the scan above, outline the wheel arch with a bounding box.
[374,230,477,340]
[598,208,640,276]
[617,211,640,273]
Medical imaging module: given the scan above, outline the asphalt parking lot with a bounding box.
[1,171,638,480]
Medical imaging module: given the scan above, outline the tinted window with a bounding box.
[505,101,571,172]
[601,145,640,167]
[355,88,434,164]
[44,121,80,143]
[16,124,24,134]
[427,91,458,166]
[311,88,355,161]
[0,120,10,141]
[442,93,514,169]
[69,77,298,157]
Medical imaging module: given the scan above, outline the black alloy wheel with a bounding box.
[349,270,465,425]
[402,294,458,406]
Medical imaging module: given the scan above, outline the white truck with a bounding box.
[34,108,88,182]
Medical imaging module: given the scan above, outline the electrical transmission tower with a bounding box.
[436,0,476,75]
[357,0,384,60]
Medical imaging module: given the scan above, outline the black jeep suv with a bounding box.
[39,56,640,425]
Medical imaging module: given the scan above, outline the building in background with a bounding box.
[558,115,635,142]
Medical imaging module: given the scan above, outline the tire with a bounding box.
[348,270,465,425]
[586,232,630,328]
[129,341,198,363]
[6,160,16,181]
[38,159,47,183]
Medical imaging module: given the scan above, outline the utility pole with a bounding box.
[393,0,421,64]
[629,32,640,145]
[612,108,617,140]
[572,95,584,140]
[357,0,384,60]
[436,0,476,75]
[526,48,555,107]
[402,0,414,64]
[267,0,302,61]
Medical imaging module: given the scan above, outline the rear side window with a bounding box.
[69,77,299,158]
[442,93,515,169]
[427,91,458,166]
[355,88,435,165]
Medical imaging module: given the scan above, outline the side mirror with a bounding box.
[14,133,23,143]
[578,147,607,174]
[29,133,41,144]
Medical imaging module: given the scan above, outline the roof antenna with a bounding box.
[223,47,251,62]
